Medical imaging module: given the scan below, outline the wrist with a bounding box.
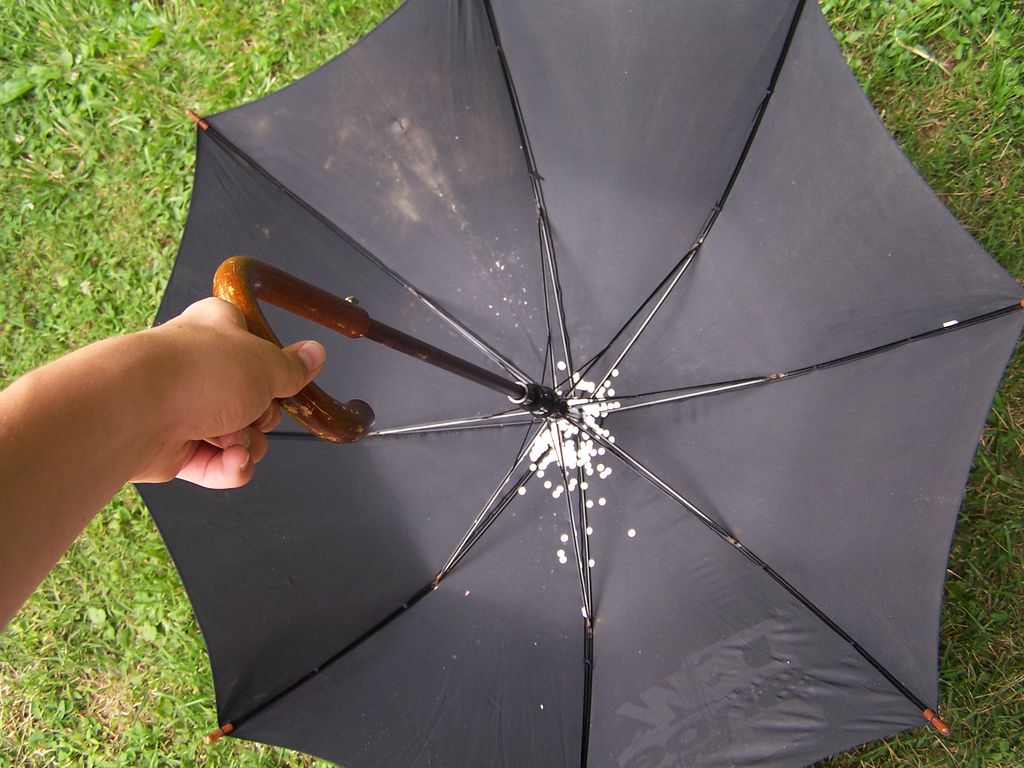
[118,327,201,481]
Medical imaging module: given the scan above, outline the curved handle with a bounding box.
[213,256,375,443]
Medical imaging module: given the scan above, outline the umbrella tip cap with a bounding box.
[186,109,209,131]
[204,722,234,744]
[922,709,950,736]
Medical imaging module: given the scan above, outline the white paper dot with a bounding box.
[627,528,636,538]
[517,487,527,496]
[560,533,569,543]
[598,497,607,506]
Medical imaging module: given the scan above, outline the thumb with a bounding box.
[273,340,326,398]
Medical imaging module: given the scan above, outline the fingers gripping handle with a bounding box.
[213,256,375,443]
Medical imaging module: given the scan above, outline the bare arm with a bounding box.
[0,298,325,629]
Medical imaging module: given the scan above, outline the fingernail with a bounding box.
[297,340,326,372]
[239,449,251,471]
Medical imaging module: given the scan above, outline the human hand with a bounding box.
[131,297,325,488]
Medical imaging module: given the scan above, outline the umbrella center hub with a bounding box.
[517,383,569,419]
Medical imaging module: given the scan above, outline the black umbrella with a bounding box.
[141,1,1023,766]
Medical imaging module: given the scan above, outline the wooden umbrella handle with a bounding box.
[213,256,375,443]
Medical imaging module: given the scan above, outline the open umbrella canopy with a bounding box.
[141,1,1023,766]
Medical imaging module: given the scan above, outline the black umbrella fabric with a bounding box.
[141,1,1023,766]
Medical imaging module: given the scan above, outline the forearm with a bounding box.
[0,332,172,628]
[0,298,320,631]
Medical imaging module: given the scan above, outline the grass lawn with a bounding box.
[1,1,1021,766]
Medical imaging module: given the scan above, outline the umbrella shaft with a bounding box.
[364,320,527,401]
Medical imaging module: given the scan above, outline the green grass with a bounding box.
[1,0,1022,766]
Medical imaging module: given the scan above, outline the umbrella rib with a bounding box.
[440,468,535,580]
[548,438,596,768]
[481,0,575,386]
[262,412,539,442]
[602,376,773,413]
[209,425,542,739]
[557,244,698,394]
[199,123,532,386]
[436,422,545,580]
[212,580,436,739]
[581,618,595,768]
[549,424,592,622]
[541,212,574,385]
[600,301,1024,413]
[541,230,560,389]
[366,410,538,438]
[696,0,810,245]
[561,0,810,397]
[583,246,701,395]
[565,414,940,721]
[518,425,598,768]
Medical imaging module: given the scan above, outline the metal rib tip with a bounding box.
[204,722,234,744]
[922,709,951,736]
